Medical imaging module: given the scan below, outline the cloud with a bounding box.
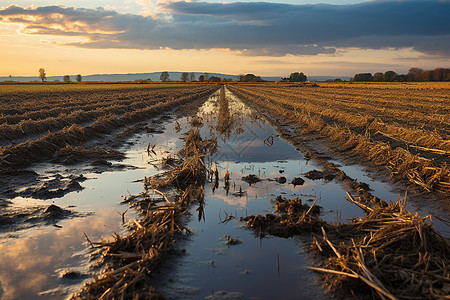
[0,0,449,56]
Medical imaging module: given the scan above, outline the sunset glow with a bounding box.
[1,0,449,77]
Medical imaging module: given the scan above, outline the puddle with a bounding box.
[151,89,371,299]
[0,88,446,299]
[0,110,190,298]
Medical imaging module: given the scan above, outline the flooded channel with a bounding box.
[0,88,443,299]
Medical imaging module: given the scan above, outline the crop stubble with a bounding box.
[0,84,219,169]
[228,82,450,199]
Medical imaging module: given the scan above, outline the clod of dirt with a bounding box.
[27,177,84,200]
[43,204,71,218]
[275,176,286,184]
[59,270,86,280]
[69,174,87,182]
[304,170,324,180]
[241,174,261,184]
[91,159,112,166]
[291,177,305,185]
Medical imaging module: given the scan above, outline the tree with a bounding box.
[39,68,46,82]
[397,74,408,82]
[63,75,71,83]
[180,72,188,82]
[160,71,170,82]
[383,71,397,82]
[288,72,307,82]
[209,76,221,82]
[204,72,210,81]
[352,73,373,82]
[240,74,264,82]
[407,67,424,81]
[189,72,196,82]
[373,72,383,82]
[198,75,205,82]
[76,74,82,83]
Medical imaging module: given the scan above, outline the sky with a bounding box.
[0,0,449,77]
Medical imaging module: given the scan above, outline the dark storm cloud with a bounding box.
[0,0,449,56]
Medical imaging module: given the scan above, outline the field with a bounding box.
[0,83,216,168]
[229,82,450,197]
[0,82,448,300]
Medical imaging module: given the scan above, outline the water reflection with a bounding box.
[0,209,123,299]
[152,88,360,298]
[0,104,196,299]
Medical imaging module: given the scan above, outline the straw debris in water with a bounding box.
[241,196,324,237]
[309,196,450,300]
[242,193,450,299]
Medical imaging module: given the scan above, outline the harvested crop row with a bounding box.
[228,84,450,197]
[0,86,211,142]
[252,85,450,133]
[0,86,219,169]
[232,84,450,152]
[0,85,202,123]
[0,85,208,122]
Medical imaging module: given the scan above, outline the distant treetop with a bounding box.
[39,68,46,82]
[287,72,307,82]
[239,74,264,82]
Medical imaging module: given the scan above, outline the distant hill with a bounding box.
[0,72,350,83]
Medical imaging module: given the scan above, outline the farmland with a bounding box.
[0,82,448,300]
[229,82,450,197]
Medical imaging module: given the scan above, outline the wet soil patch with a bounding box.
[14,174,87,200]
[51,145,125,165]
[0,169,40,198]
[0,203,77,232]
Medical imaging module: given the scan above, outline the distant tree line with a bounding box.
[37,68,82,83]
[160,72,234,82]
[352,68,450,82]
